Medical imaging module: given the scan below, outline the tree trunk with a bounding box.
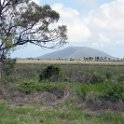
[0,63,3,79]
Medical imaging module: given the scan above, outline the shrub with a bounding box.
[117,74,124,82]
[17,80,38,93]
[101,85,124,102]
[16,80,66,94]
[39,65,60,81]
[85,92,101,106]
[106,72,112,80]
[2,58,16,76]
[89,74,104,84]
[76,84,85,100]
[0,58,16,83]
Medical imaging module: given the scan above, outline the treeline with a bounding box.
[16,56,124,62]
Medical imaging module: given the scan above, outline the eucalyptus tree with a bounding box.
[0,0,67,62]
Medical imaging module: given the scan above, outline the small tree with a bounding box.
[39,65,60,81]
[0,0,67,75]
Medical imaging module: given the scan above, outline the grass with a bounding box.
[0,63,124,123]
[0,85,123,123]
[15,80,66,93]
[9,63,124,83]
[0,101,123,124]
[17,59,124,65]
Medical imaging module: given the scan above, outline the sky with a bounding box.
[12,0,124,58]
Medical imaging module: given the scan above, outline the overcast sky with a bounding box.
[12,0,124,58]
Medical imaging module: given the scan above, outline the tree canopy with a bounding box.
[0,0,67,62]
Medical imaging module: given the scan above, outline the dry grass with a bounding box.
[17,59,124,65]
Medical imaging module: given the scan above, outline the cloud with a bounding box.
[32,0,40,5]
[75,0,97,5]
[52,3,91,42]
[74,0,99,10]
[52,0,124,47]
[88,0,124,44]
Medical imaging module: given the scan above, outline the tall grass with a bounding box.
[7,63,124,83]
[0,101,123,124]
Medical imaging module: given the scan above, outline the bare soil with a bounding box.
[0,86,70,106]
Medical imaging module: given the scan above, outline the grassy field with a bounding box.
[10,61,124,83]
[0,100,123,124]
[0,62,124,124]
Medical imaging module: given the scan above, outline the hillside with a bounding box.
[39,47,114,60]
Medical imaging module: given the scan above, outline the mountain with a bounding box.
[39,47,114,60]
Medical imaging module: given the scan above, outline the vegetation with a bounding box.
[5,63,124,83]
[0,63,124,124]
[0,101,123,124]
[0,0,67,58]
[39,65,61,81]
[1,58,16,76]
[0,1,123,123]
[15,79,65,94]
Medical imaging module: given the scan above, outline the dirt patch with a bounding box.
[83,99,124,114]
[85,108,124,116]
[47,88,64,99]
[41,92,57,106]
[99,100,124,111]
[0,87,70,107]
[41,89,71,106]
[0,87,10,99]
[11,91,42,106]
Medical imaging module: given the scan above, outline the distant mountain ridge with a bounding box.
[39,47,114,60]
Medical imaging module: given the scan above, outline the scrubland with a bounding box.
[0,62,124,124]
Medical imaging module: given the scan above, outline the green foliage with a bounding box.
[16,79,65,94]
[9,63,124,83]
[117,74,124,82]
[77,82,124,102]
[76,84,86,100]
[0,63,124,124]
[89,74,104,84]
[39,65,61,81]
[106,72,112,80]
[0,59,16,83]
[98,112,124,124]
[101,85,124,102]
[0,1,67,62]
[5,35,13,48]
[2,59,16,76]
[16,80,38,93]
[77,83,107,99]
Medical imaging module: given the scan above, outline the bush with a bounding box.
[39,65,60,81]
[17,80,38,93]
[106,72,112,80]
[89,74,104,84]
[16,80,66,94]
[85,92,101,105]
[117,74,124,82]
[2,58,16,76]
[101,85,124,102]
[0,58,16,83]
